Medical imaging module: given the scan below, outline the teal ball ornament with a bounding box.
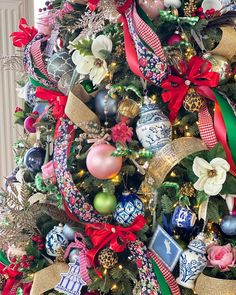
[95,90,120,120]
[113,192,145,225]
[221,215,236,236]
[93,190,117,215]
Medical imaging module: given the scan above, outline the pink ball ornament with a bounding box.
[86,144,122,180]
[138,0,165,20]
[167,33,182,46]
[24,116,36,133]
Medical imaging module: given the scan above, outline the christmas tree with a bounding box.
[1,0,236,294]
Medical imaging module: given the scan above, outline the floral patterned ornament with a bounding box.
[192,156,230,196]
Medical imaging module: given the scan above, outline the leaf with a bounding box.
[196,191,209,206]
[206,143,226,161]
[179,195,190,207]
[161,194,174,214]
[14,111,25,118]
[73,39,93,56]
[221,173,236,195]
[229,267,236,278]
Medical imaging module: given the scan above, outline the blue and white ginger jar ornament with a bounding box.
[46,224,69,257]
[136,103,172,152]
[113,192,144,225]
[176,233,207,289]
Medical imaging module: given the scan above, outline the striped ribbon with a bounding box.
[149,251,181,295]
[198,104,218,149]
[64,232,91,284]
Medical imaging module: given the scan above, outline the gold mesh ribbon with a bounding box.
[65,84,100,133]
[146,137,207,188]
[210,26,236,60]
[195,273,236,295]
[30,263,69,295]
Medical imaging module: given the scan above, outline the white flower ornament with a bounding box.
[192,157,230,196]
[72,35,112,85]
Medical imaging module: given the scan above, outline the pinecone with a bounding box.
[98,248,118,269]
[180,183,195,197]
[115,44,125,57]
[183,88,204,112]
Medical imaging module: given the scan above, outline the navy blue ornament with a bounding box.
[24,147,46,173]
[95,90,120,120]
[46,224,69,257]
[221,215,236,236]
[113,192,145,225]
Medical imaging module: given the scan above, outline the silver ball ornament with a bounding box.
[62,224,76,241]
[95,90,120,120]
[69,249,80,263]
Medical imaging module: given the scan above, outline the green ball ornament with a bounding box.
[94,190,117,215]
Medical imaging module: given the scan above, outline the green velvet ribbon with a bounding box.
[214,91,236,164]
[0,250,10,266]
[151,258,171,295]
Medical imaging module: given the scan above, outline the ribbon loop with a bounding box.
[10,18,38,48]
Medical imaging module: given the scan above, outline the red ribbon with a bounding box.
[161,56,220,122]
[10,18,38,48]
[0,262,22,295]
[85,215,146,270]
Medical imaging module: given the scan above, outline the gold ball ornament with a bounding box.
[183,88,204,112]
[118,98,140,119]
[98,248,118,269]
[203,53,232,85]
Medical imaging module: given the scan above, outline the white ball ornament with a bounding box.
[164,0,181,8]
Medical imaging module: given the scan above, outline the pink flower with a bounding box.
[111,118,133,144]
[41,160,56,184]
[207,244,236,271]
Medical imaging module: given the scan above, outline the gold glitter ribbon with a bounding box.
[65,84,100,133]
[146,137,207,188]
[30,263,69,295]
[195,273,236,295]
[210,26,236,60]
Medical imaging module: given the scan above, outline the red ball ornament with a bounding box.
[167,33,182,46]
[24,116,36,133]
[138,0,165,20]
[86,144,122,180]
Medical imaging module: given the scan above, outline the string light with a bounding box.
[118,264,123,270]
[111,175,122,185]
[111,284,117,290]
[103,269,108,275]
[170,171,177,177]
[77,170,85,177]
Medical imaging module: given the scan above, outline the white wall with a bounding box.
[0,0,34,186]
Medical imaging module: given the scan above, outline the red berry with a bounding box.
[9,263,14,268]
[14,107,23,113]
[191,12,196,16]
[48,4,53,9]
[199,14,205,19]
[43,7,47,11]
[15,263,21,269]
[45,1,50,6]
[11,257,17,263]
[29,255,35,261]
[22,263,28,269]
[21,255,27,262]
[39,8,43,13]
[197,7,203,13]
[37,237,43,243]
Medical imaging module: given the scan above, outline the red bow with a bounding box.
[161,56,220,122]
[85,215,146,270]
[0,262,22,295]
[10,18,38,48]
[35,87,67,120]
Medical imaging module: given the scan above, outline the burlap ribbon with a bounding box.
[210,26,236,60]
[29,263,69,295]
[146,137,208,187]
[65,84,100,132]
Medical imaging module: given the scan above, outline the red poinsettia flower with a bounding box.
[111,118,133,144]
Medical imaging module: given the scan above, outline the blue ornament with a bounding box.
[113,192,144,225]
[172,206,196,230]
[45,224,69,257]
[95,90,120,120]
[136,104,172,152]
[24,147,46,173]
[63,224,76,241]
[221,215,236,236]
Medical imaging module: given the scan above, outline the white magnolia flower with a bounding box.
[164,0,182,8]
[72,35,112,85]
[192,157,230,196]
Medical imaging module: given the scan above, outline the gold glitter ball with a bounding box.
[180,182,195,197]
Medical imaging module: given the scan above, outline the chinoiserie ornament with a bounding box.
[172,206,197,230]
[98,248,118,269]
[113,192,145,225]
[86,144,122,179]
[136,103,172,152]
[138,0,165,20]
[176,233,207,289]
[93,189,117,215]
[24,146,46,173]
[45,224,69,257]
